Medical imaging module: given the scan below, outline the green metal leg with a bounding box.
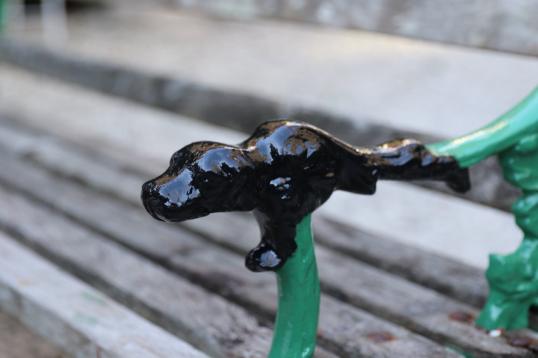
[477,239,538,330]
[476,138,538,330]
[428,87,538,330]
[269,215,320,358]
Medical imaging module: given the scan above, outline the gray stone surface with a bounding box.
[23,0,535,56]
[169,0,538,56]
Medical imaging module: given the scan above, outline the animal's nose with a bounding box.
[141,180,164,221]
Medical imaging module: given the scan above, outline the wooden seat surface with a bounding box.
[1,8,538,357]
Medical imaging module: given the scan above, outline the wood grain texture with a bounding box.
[0,144,454,357]
[0,117,492,307]
[313,218,489,307]
[0,129,527,356]
[0,232,208,358]
[0,188,278,358]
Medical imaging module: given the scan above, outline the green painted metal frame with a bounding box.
[269,87,538,357]
[428,86,538,330]
[270,215,320,358]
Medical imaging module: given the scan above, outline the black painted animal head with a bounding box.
[142,142,256,222]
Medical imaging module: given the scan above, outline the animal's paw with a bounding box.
[445,167,471,193]
[245,244,283,272]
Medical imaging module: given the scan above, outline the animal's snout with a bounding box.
[141,180,165,221]
[141,174,209,222]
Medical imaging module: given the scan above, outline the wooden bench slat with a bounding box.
[0,190,279,357]
[313,218,488,307]
[0,144,455,357]
[0,232,209,358]
[0,129,527,356]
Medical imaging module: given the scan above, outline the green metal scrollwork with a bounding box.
[428,86,538,330]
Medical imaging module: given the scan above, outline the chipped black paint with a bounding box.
[142,120,470,272]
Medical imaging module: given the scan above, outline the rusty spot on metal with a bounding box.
[448,311,474,324]
[366,331,395,343]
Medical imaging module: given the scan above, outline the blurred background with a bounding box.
[0,1,537,357]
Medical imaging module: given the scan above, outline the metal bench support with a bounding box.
[429,87,538,330]
[270,214,320,358]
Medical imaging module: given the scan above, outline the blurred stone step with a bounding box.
[0,153,453,358]
[164,0,538,57]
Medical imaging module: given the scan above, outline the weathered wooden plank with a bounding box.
[313,218,488,307]
[0,136,527,356]
[179,213,531,357]
[0,118,502,304]
[0,40,522,211]
[0,145,455,357]
[0,231,208,358]
[0,185,277,355]
[0,192,277,358]
[0,310,66,358]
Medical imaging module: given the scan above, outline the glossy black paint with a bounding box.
[141,120,470,272]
